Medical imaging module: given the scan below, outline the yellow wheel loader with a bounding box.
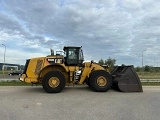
[20,46,143,93]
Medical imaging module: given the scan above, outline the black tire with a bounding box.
[86,78,91,87]
[42,70,66,93]
[89,70,112,92]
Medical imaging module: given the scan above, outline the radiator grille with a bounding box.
[35,59,43,75]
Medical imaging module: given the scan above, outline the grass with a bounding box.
[137,72,160,79]
[0,80,159,86]
[0,80,39,86]
[141,82,160,86]
[0,70,12,75]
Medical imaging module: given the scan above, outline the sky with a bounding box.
[0,0,160,67]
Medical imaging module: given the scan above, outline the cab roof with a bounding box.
[63,46,82,50]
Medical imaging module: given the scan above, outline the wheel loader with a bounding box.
[20,46,143,93]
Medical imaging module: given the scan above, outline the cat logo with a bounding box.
[47,58,63,64]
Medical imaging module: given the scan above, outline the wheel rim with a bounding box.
[48,77,60,88]
[96,76,107,87]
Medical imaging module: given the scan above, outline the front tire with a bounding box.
[86,78,91,87]
[42,70,66,93]
[89,70,112,92]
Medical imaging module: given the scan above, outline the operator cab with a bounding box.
[63,46,84,66]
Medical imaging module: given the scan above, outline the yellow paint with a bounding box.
[20,57,107,85]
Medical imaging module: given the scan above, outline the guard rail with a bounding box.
[140,79,160,82]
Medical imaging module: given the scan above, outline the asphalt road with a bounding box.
[0,86,160,120]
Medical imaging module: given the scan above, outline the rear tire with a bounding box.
[42,70,66,93]
[89,70,112,92]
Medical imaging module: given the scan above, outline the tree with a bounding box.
[105,57,116,70]
[135,66,141,72]
[98,57,116,70]
[144,65,150,72]
[98,59,104,65]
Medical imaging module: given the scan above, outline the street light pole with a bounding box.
[142,49,146,75]
[2,44,6,74]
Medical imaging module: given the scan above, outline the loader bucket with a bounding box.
[111,65,143,92]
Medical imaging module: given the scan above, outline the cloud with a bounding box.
[0,0,160,66]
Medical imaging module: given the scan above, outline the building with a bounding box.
[0,63,22,70]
